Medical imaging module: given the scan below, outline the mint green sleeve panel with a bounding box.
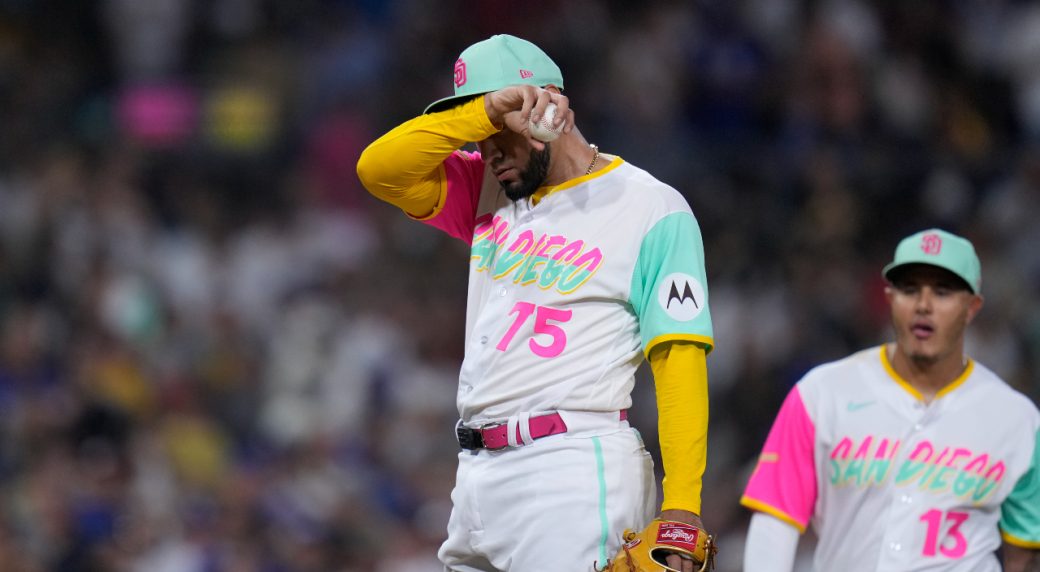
[1000,427,1040,547]
[629,211,714,356]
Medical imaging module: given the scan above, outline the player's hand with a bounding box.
[603,514,716,572]
[659,509,705,572]
[483,85,573,150]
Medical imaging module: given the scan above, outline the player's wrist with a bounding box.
[482,90,515,130]
[659,508,703,528]
[660,495,703,517]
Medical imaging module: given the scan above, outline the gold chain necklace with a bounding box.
[585,144,600,175]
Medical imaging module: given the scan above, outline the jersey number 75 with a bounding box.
[496,301,572,358]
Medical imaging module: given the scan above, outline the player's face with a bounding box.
[885,265,983,367]
[478,129,550,202]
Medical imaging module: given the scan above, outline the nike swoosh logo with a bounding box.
[847,400,876,412]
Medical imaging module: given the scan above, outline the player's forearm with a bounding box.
[356,97,497,214]
[744,512,799,572]
[1003,543,1040,572]
[649,340,709,514]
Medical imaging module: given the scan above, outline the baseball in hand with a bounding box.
[528,103,562,142]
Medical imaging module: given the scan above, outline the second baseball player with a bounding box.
[741,229,1040,571]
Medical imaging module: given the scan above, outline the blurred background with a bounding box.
[0,0,1038,570]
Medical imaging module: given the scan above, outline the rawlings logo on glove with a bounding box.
[657,522,699,546]
[599,519,717,572]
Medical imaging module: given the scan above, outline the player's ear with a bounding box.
[965,293,984,325]
[883,285,895,304]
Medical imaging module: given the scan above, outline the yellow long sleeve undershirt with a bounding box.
[355,97,497,217]
[649,340,709,515]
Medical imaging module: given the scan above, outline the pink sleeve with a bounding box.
[419,150,485,244]
[741,385,817,532]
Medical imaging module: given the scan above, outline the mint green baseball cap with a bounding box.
[882,229,982,293]
[424,34,564,114]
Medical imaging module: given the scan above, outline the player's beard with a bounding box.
[502,145,550,202]
[907,349,941,367]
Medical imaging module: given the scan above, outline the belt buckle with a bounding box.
[455,420,484,450]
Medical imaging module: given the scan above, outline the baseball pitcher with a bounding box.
[357,34,716,571]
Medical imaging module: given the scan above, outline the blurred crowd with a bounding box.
[0,1,1038,570]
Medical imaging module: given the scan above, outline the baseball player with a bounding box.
[741,229,1040,571]
[356,34,715,571]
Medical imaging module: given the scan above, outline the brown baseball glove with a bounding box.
[600,519,717,572]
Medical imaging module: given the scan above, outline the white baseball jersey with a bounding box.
[421,151,714,424]
[742,345,1040,571]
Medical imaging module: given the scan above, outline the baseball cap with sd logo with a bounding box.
[882,228,982,294]
[424,34,564,114]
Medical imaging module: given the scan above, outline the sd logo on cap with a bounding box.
[882,228,982,294]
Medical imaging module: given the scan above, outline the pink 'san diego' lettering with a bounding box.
[471,216,603,294]
[829,436,1006,503]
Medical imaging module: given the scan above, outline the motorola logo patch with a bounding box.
[657,273,705,322]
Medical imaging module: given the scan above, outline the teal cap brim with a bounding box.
[425,93,477,115]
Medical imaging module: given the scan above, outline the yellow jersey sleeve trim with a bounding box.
[644,333,714,359]
[740,496,807,533]
[530,156,625,206]
[879,345,974,402]
[1000,529,1040,549]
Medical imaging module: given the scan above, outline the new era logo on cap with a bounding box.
[920,233,942,255]
[519,69,533,79]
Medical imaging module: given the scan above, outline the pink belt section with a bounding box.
[478,410,628,450]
